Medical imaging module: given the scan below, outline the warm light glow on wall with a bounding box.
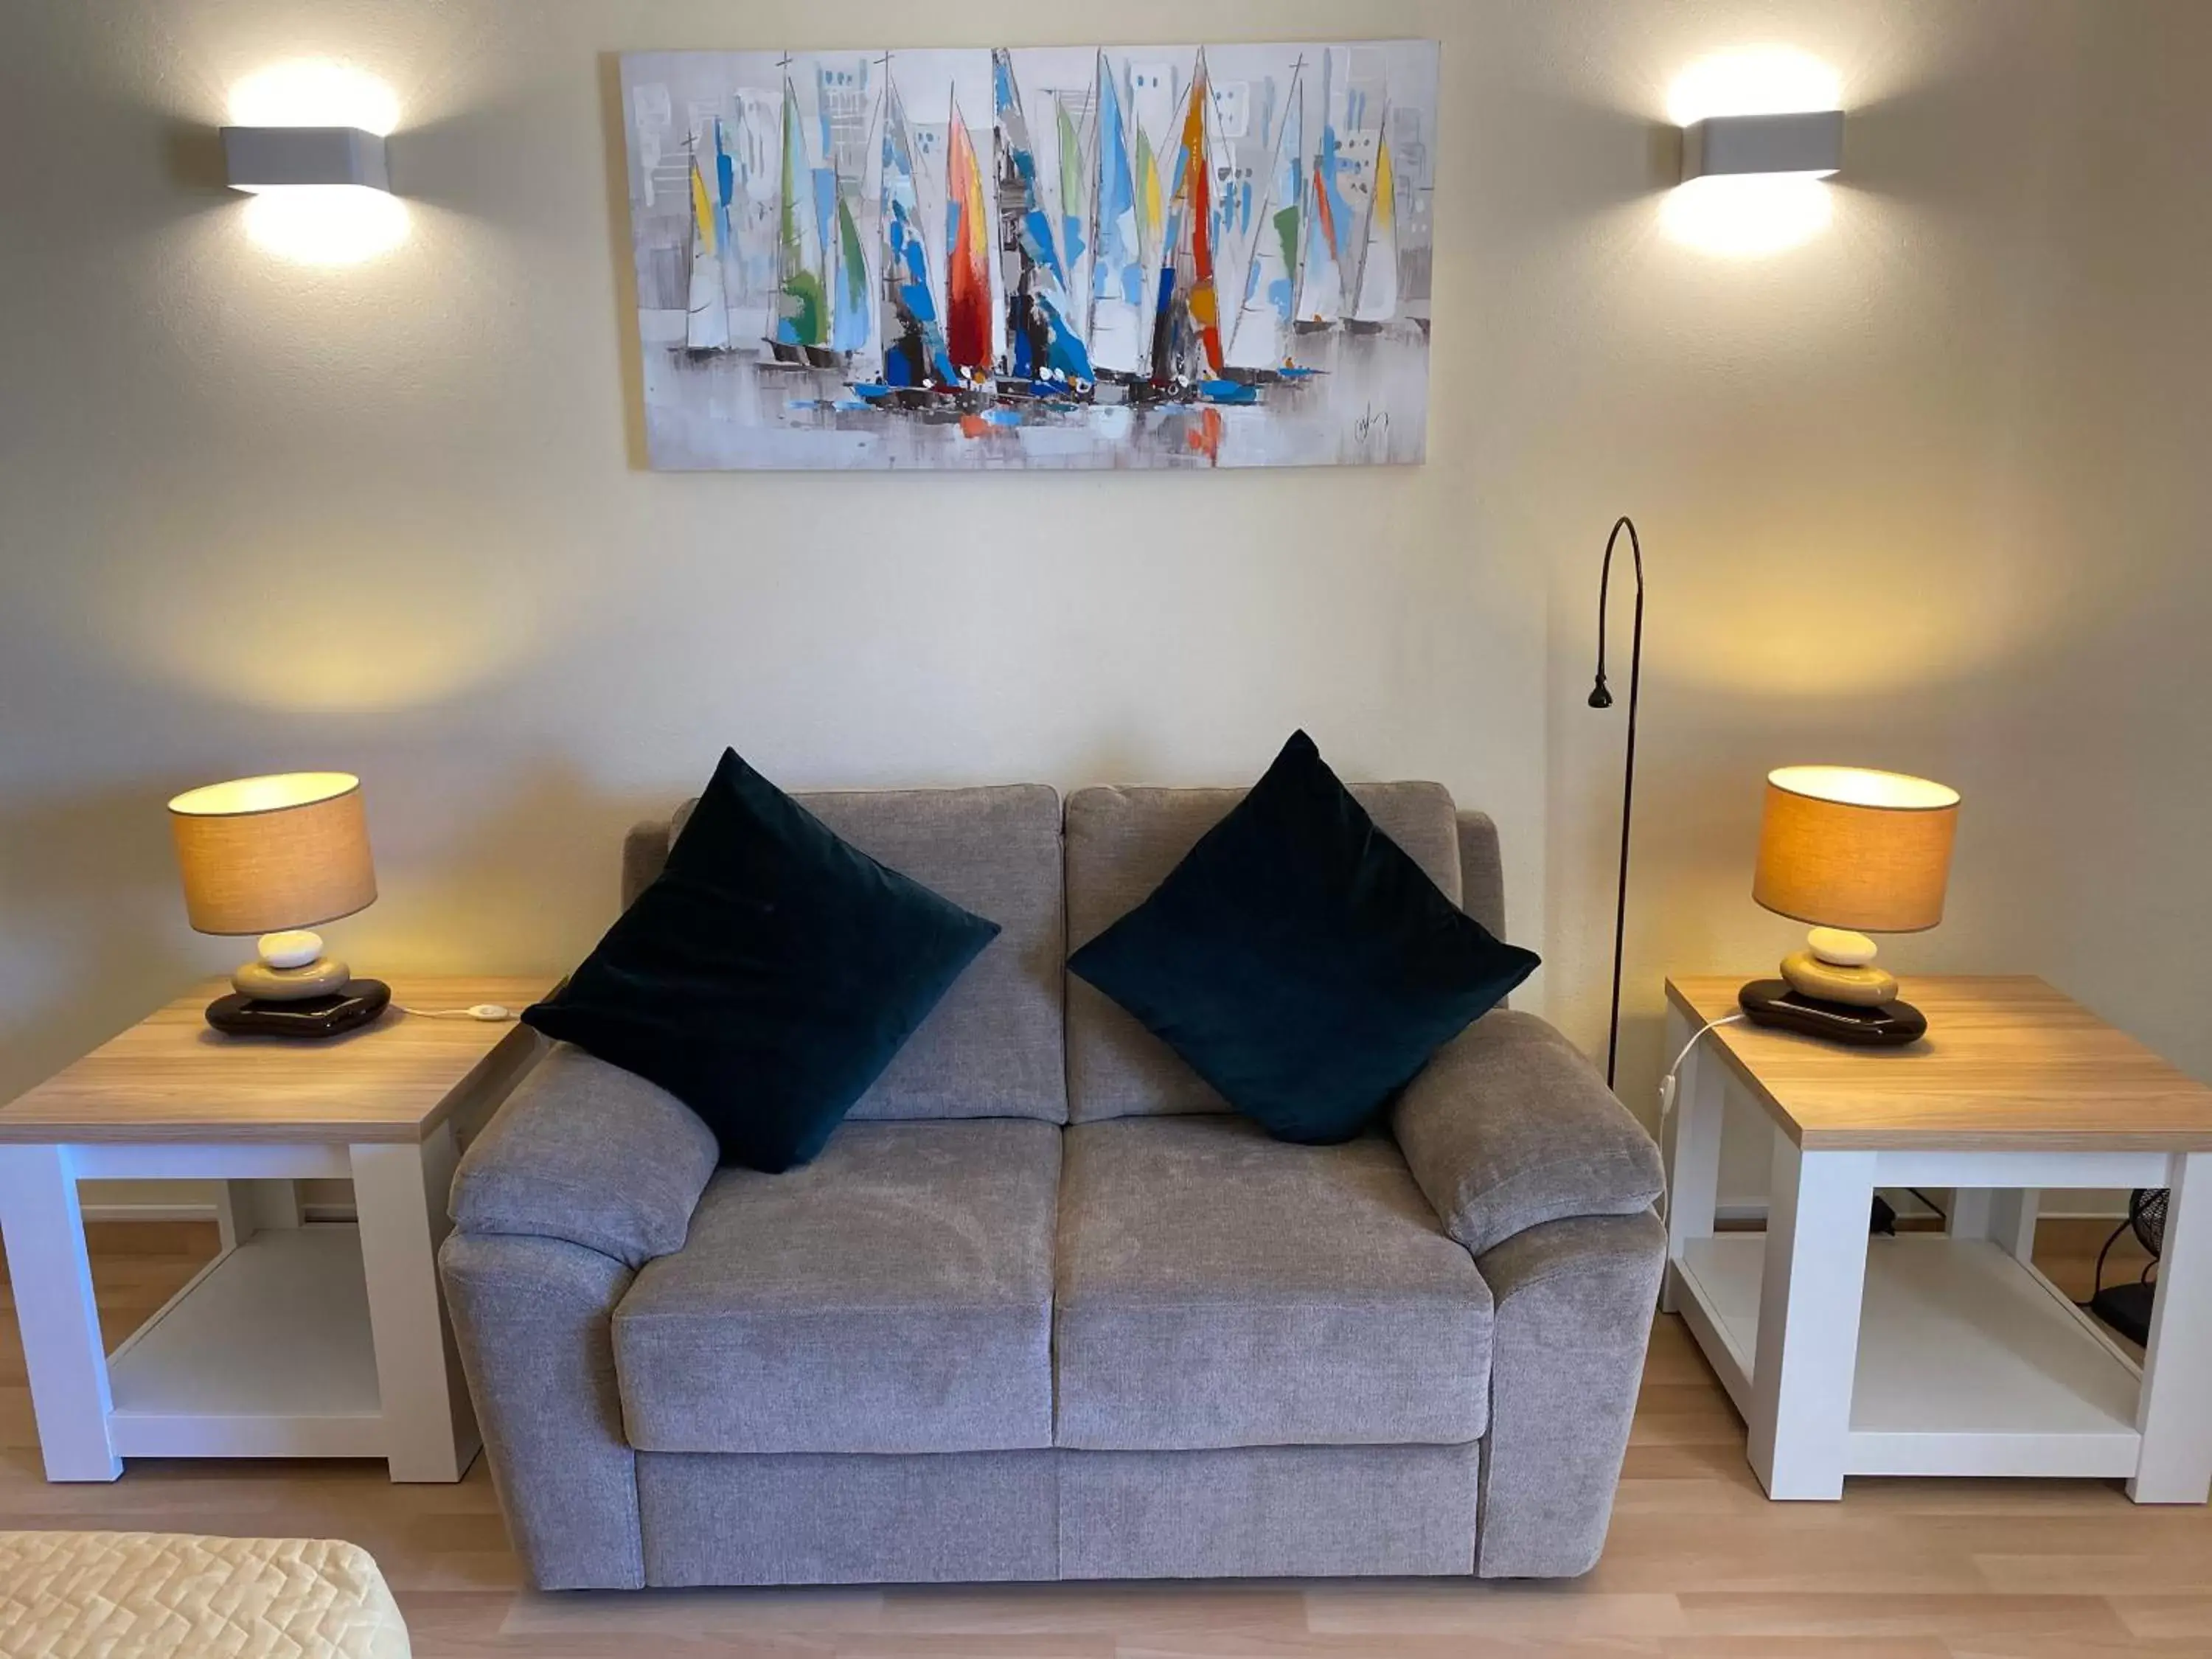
[228,62,406,265]
[241,187,408,265]
[112,538,546,714]
[228,60,400,135]
[1662,173,1833,257]
[1663,48,1842,258]
[1666,47,1841,127]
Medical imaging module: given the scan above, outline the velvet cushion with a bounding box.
[523,748,1000,1172]
[1066,731,1538,1144]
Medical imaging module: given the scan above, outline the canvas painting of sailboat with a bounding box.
[621,41,1437,470]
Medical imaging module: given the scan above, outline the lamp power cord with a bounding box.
[1655,1012,1745,1226]
[1655,1012,1947,1234]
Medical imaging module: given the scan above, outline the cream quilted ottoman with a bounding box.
[0,1532,408,1659]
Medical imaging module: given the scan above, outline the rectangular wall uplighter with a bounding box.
[1680,110,1843,180]
[221,126,391,192]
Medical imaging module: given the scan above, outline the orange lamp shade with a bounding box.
[167,772,377,936]
[1751,765,1960,933]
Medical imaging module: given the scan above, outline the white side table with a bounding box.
[1662,974,2212,1502]
[0,978,545,1483]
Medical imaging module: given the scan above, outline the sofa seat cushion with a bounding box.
[1054,1116,1492,1451]
[613,1119,1059,1455]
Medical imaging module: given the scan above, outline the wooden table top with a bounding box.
[0,977,551,1145]
[1666,974,2212,1152]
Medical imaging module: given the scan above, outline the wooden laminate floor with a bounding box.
[4,1219,2206,1658]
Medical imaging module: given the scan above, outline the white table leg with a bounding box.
[212,1181,247,1252]
[352,1127,479,1482]
[1747,1138,1877,1500]
[2131,1152,2212,1503]
[1947,1186,2038,1262]
[0,1145,121,1481]
[1945,1187,1992,1238]
[1660,1002,1727,1315]
[214,1179,302,1253]
[254,1180,305,1231]
[1986,1189,2039,1262]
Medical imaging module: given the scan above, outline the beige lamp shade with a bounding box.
[1751,765,1960,933]
[168,772,376,936]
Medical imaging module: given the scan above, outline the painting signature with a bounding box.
[1352,403,1392,451]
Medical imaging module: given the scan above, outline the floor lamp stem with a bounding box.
[1590,517,1644,1091]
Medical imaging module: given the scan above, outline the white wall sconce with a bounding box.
[1680,109,1843,182]
[224,62,408,266]
[1663,48,1844,258]
[223,126,391,192]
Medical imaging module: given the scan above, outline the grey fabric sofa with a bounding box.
[439,780,1665,1590]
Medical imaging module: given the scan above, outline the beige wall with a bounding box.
[3,2,2206,1214]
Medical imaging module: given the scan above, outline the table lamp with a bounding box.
[167,771,390,1037]
[1739,765,1961,1045]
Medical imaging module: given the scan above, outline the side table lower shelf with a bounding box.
[1674,1233,2143,1481]
[1,1130,488,1484]
[107,1223,385,1459]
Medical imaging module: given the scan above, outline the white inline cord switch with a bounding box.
[396,1003,517,1022]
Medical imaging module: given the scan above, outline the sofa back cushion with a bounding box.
[1065,780,1462,1123]
[630,785,1065,1123]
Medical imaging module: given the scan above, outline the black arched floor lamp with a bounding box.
[1588,516,1643,1090]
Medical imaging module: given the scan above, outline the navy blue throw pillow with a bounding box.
[524,748,1000,1172]
[1068,731,1539,1144]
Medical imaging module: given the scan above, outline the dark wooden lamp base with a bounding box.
[204,978,391,1038]
[1737,978,1927,1046]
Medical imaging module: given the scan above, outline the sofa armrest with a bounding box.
[439,1231,645,1588]
[1475,1208,1664,1577]
[450,1041,718,1268]
[1391,1011,1663,1259]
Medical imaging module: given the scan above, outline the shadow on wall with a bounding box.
[348,754,681,976]
[0,785,204,1100]
[159,118,231,194]
[332,51,653,467]
[597,52,650,471]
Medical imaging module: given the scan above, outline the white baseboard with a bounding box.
[1717,1192,2128,1225]
[82,1201,358,1225]
[80,1203,218,1223]
[88,1195,2118,1230]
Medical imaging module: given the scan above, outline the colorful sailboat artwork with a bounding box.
[1152,49,1224,388]
[684,130,731,352]
[1295,51,1351,332]
[876,71,955,391]
[1225,60,1304,372]
[1054,94,1090,327]
[1351,110,1399,330]
[770,70,833,365]
[943,91,993,381]
[992,48,1093,390]
[622,40,1438,468]
[1087,53,1147,378]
